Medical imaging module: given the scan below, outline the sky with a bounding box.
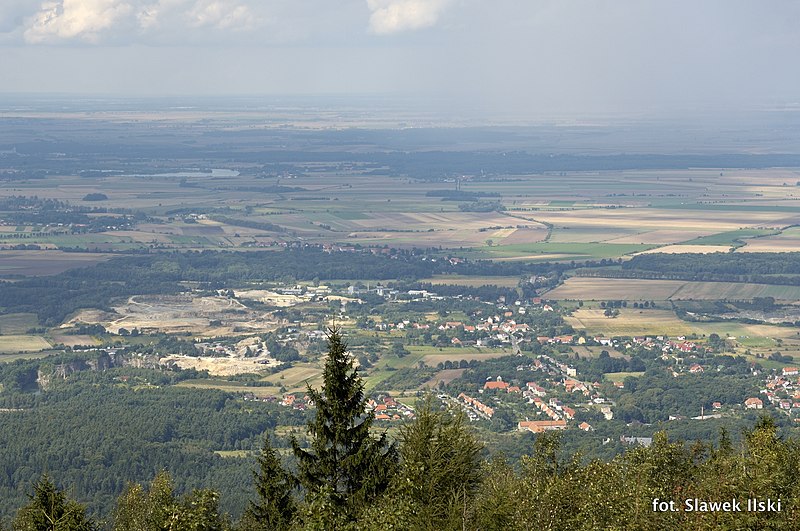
[1,1,800,116]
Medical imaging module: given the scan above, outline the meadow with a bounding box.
[0,335,51,353]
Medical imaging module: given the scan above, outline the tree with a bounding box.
[113,472,175,531]
[291,327,397,522]
[113,471,228,531]
[395,397,484,530]
[242,436,296,530]
[12,474,95,531]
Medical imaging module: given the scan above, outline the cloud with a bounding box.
[21,0,259,44]
[187,1,256,30]
[24,0,134,43]
[367,0,453,35]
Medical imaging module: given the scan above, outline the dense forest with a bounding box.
[595,252,800,285]
[0,357,306,518]
[2,329,799,530]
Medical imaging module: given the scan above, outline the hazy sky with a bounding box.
[1,1,799,115]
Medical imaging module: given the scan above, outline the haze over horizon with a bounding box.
[1,1,799,119]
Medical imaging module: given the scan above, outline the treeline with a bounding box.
[0,195,144,230]
[606,252,800,285]
[425,190,500,201]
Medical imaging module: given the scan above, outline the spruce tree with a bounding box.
[242,436,296,530]
[12,474,95,531]
[291,326,397,520]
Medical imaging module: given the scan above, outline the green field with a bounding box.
[0,314,38,334]
[604,371,645,383]
[0,351,54,363]
[464,242,656,261]
[682,229,777,246]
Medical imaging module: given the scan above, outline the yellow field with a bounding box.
[0,335,52,353]
[546,278,684,300]
[566,308,800,339]
[547,277,800,301]
[637,244,732,254]
[738,228,800,252]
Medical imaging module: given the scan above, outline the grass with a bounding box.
[0,314,38,334]
[682,229,777,246]
[0,336,51,353]
[214,450,253,458]
[468,242,657,261]
[0,351,55,363]
[605,371,645,383]
[174,379,281,398]
[260,364,324,392]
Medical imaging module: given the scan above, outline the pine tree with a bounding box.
[12,474,95,531]
[291,326,397,521]
[396,397,483,530]
[242,436,296,530]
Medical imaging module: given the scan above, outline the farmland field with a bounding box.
[0,251,112,277]
[260,364,324,393]
[0,335,51,353]
[0,314,38,334]
[565,308,800,339]
[546,278,685,300]
[546,277,800,301]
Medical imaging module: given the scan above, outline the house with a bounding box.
[744,397,764,410]
[281,395,296,407]
[518,420,567,433]
[578,422,593,432]
[484,380,510,391]
[562,407,576,420]
[783,367,800,377]
[689,363,704,374]
[526,383,547,396]
[712,401,722,410]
